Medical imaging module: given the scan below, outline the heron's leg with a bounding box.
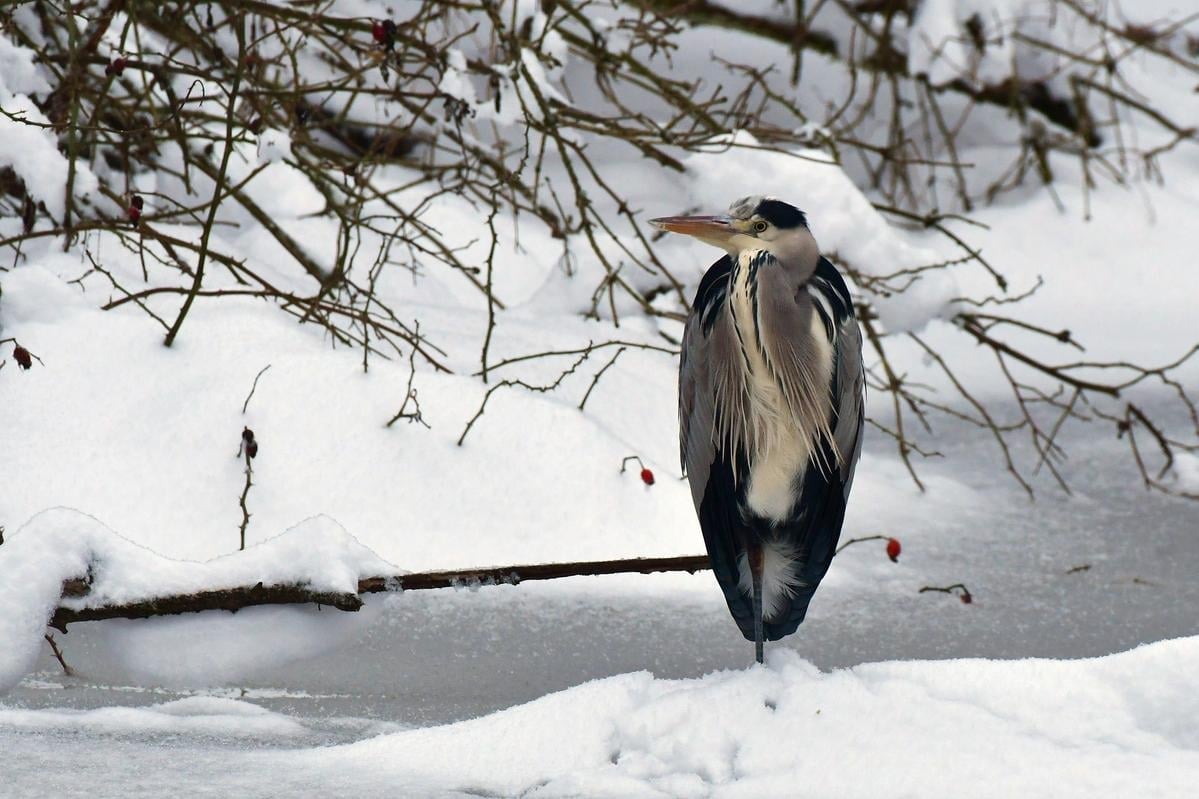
[748,543,764,664]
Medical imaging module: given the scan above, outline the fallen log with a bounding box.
[49,554,712,631]
[50,583,364,632]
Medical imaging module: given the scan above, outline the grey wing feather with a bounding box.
[832,317,865,484]
[679,256,736,510]
[679,311,715,509]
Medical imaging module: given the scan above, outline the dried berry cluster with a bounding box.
[240,426,258,459]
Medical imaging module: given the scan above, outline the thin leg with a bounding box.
[748,544,764,665]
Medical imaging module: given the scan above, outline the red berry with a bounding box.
[885,537,901,563]
[13,345,32,370]
[640,468,655,486]
[127,206,141,223]
[246,440,258,459]
[371,20,387,43]
[959,591,973,605]
[105,57,127,77]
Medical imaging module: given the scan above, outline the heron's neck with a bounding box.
[748,230,820,282]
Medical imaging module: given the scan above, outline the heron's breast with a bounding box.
[729,255,817,522]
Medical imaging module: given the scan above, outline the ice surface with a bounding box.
[0,695,308,738]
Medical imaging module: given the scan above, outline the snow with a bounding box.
[438,49,478,106]
[1169,453,1199,495]
[89,603,383,688]
[254,128,292,165]
[0,37,51,96]
[6,640,1199,796]
[0,695,308,738]
[908,0,1026,87]
[2,0,1198,794]
[339,640,1196,797]
[0,508,393,692]
[0,75,99,222]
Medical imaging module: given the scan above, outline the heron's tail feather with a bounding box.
[737,540,803,622]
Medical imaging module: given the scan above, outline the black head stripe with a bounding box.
[755,199,808,229]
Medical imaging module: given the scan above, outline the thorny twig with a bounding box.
[387,324,430,429]
[43,633,75,676]
[458,351,591,446]
[919,583,974,603]
[834,534,891,555]
[238,447,253,552]
[241,364,271,415]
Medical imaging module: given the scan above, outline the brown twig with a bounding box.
[237,450,253,552]
[49,554,713,630]
[918,583,973,603]
[164,12,246,347]
[241,364,272,414]
[834,534,890,554]
[43,633,76,676]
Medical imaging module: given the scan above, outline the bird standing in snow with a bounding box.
[653,196,865,664]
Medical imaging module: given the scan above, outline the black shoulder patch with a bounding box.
[693,255,732,334]
[811,256,855,323]
[755,199,808,230]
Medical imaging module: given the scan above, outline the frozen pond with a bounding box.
[5,405,1199,796]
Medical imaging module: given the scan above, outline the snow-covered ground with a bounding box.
[3,1,1199,796]
[8,638,1199,797]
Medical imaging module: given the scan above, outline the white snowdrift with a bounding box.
[0,507,395,693]
[302,641,1199,797]
[0,38,98,221]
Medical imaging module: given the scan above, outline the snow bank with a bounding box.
[0,508,395,693]
[306,640,1199,796]
[908,0,1021,86]
[0,43,98,221]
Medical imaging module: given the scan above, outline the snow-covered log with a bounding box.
[46,553,712,631]
[0,509,712,691]
[49,583,365,632]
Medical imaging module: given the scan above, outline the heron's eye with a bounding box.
[753,221,768,233]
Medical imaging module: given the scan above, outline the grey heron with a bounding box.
[653,196,865,664]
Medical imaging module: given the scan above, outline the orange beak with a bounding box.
[649,214,736,246]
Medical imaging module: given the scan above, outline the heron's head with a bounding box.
[650,196,813,262]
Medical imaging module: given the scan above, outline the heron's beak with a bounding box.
[649,214,736,247]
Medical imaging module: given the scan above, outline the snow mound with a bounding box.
[0,52,98,221]
[0,508,396,693]
[309,640,1199,796]
[0,695,307,738]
